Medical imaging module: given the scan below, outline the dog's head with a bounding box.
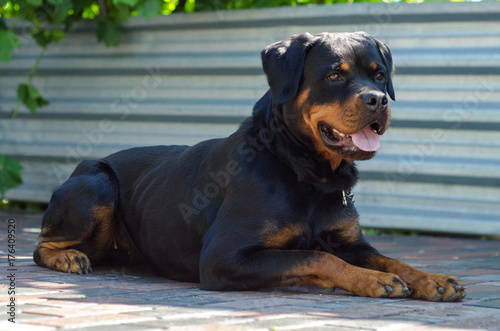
[261,32,394,169]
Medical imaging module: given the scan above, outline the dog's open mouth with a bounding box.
[319,122,383,152]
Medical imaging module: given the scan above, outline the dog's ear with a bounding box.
[261,33,317,104]
[373,38,396,101]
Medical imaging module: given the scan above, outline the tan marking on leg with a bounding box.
[91,204,115,252]
[259,222,301,249]
[285,251,408,298]
[34,204,116,274]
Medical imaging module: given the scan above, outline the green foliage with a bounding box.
[137,0,162,18]
[32,27,65,47]
[97,18,123,46]
[0,156,23,198]
[113,0,140,6]
[17,83,49,113]
[0,28,19,61]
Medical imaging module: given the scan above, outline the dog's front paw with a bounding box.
[408,273,465,302]
[45,248,93,275]
[350,270,412,299]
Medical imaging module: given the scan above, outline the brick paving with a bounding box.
[1,212,500,331]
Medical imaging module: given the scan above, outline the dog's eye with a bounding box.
[375,72,385,81]
[327,73,341,82]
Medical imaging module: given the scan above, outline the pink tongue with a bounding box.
[351,126,381,152]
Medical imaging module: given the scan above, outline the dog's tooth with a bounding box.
[334,129,345,137]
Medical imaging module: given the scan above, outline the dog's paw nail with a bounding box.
[446,293,459,302]
[83,269,89,275]
[455,285,464,291]
[437,287,445,294]
[77,269,83,275]
[385,285,393,293]
[67,268,71,273]
[402,286,411,295]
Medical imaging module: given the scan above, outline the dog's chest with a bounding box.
[261,194,357,250]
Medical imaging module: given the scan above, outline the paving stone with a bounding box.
[75,295,146,304]
[324,317,425,330]
[394,304,499,322]
[24,303,152,318]
[0,320,56,331]
[58,287,138,299]
[11,286,63,296]
[308,303,420,319]
[464,291,500,300]
[207,297,317,310]
[434,314,500,330]
[127,306,258,320]
[0,294,48,305]
[17,307,63,322]
[173,324,268,331]
[133,314,257,329]
[243,305,333,315]
[293,296,403,310]
[377,315,446,326]
[242,315,341,330]
[285,326,359,331]
[21,313,157,329]
[464,298,500,309]
[117,288,204,300]
[102,281,200,292]
[68,324,154,331]
[457,268,500,276]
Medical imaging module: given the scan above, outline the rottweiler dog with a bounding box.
[34,32,465,302]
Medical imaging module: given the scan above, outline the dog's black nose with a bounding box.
[363,92,388,112]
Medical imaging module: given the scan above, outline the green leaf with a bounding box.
[0,0,9,7]
[32,28,52,47]
[32,28,65,47]
[0,156,23,198]
[137,0,161,18]
[97,19,122,46]
[26,0,43,6]
[115,4,131,23]
[0,30,19,62]
[51,29,65,42]
[48,0,73,24]
[72,0,95,14]
[47,0,65,4]
[17,83,49,113]
[113,0,140,6]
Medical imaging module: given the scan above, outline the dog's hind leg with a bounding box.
[33,160,120,274]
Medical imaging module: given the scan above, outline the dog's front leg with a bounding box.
[200,245,409,298]
[333,242,466,302]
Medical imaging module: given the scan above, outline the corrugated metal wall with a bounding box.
[1,1,499,235]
